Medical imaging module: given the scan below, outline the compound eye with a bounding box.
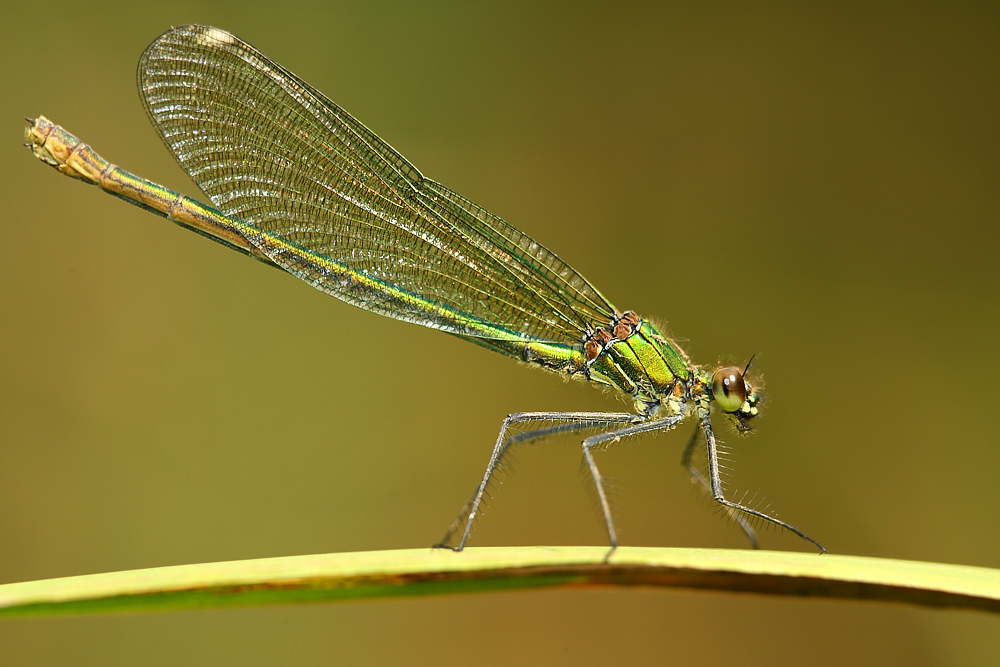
[712,367,748,413]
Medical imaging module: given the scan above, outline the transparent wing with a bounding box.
[138,25,616,343]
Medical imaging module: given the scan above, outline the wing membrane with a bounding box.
[138,25,616,343]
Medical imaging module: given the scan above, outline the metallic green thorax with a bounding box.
[461,310,692,408]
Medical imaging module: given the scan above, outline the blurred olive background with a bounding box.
[2,1,998,664]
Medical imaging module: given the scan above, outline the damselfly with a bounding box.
[25,25,823,553]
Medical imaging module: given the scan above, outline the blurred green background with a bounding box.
[2,1,998,664]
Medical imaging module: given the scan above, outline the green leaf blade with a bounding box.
[0,547,997,617]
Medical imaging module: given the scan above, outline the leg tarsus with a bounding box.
[680,426,759,547]
[700,415,825,553]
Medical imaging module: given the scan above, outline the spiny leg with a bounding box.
[699,415,826,553]
[680,426,759,548]
[580,413,688,553]
[435,411,639,551]
[506,419,618,447]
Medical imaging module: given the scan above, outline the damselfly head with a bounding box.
[711,366,760,432]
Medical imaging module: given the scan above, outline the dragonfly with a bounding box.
[25,25,823,554]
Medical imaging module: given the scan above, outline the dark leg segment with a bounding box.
[436,411,639,551]
[699,415,826,553]
[680,426,759,548]
[436,407,825,554]
[579,414,688,551]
